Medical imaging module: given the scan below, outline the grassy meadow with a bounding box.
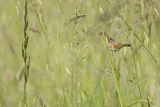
[0,0,160,107]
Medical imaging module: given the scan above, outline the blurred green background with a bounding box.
[0,0,160,107]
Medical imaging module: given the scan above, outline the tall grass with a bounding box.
[0,0,160,107]
[22,0,30,106]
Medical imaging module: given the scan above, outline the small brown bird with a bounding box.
[99,32,131,51]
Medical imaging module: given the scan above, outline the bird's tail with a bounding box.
[122,44,131,47]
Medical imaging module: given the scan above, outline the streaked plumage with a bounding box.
[99,32,131,51]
